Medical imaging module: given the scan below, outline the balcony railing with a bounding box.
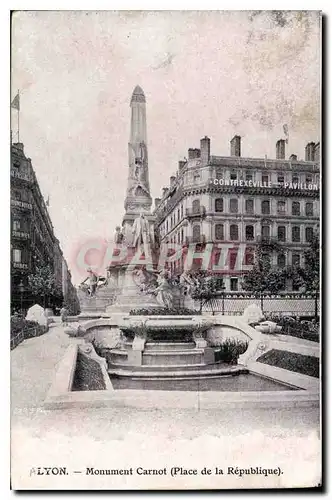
[11,199,32,210]
[184,235,206,245]
[185,206,206,218]
[12,262,29,270]
[12,230,30,239]
[10,170,33,183]
[256,236,280,246]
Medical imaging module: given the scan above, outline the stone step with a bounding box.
[143,342,197,351]
[109,362,207,371]
[109,349,205,367]
[108,365,248,379]
[143,349,204,356]
[80,306,107,313]
[112,345,202,355]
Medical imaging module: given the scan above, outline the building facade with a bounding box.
[10,142,79,313]
[153,136,320,292]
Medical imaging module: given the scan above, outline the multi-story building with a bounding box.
[10,142,78,313]
[62,259,80,314]
[153,135,320,292]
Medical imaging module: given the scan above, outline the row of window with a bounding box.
[162,199,317,241]
[11,189,29,202]
[227,275,303,292]
[161,197,316,236]
[168,247,304,271]
[213,250,304,269]
[166,224,315,245]
[246,252,303,268]
[212,198,314,216]
[12,219,30,232]
[164,205,184,233]
[211,223,314,243]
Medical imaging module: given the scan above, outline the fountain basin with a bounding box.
[117,315,212,343]
[98,315,246,379]
[80,314,264,381]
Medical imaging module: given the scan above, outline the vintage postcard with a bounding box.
[10,10,321,490]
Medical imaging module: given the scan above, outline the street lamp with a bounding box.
[18,279,24,317]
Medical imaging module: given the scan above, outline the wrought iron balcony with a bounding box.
[11,199,32,210]
[12,230,30,239]
[184,235,206,245]
[12,262,29,270]
[10,169,33,183]
[256,236,281,246]
[185,206,206,218]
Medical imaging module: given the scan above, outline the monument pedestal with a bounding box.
[106,265,162,316]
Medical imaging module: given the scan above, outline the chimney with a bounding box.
[314,143,320,162]
[305,142,316,161]
[289,154,297,161]
[178,160,186,171]
[200,136,211,164]
[276,139,285,159]
[162,187,169,198]
[188,148,201,160]
[154,198,161,208]
[170,176,176,186]
[230,135,241,157]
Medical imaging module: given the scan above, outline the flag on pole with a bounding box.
[283,124,289,144]
[11,93,20,111]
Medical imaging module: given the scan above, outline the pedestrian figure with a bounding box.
[60,305,68,326]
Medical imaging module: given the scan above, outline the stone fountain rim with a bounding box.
[118,315,213,330]
[120,314,205,320]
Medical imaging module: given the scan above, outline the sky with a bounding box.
[11,10,320,284]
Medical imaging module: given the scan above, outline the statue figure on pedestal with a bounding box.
[132,211,154,250]
[154,271,174,309]
[133,268,158,295]
[114,226,124,244]
[86,268,99,296]
[180,270,196,296]
[79,268,99,297]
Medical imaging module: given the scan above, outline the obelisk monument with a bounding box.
[106,86,160,314]
[122,85,155,244]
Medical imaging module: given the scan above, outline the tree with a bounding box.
[242,240,286,295]
[296,232,320,293]
[27,264,60,308]
[243,233,320,320]
[291,232,320,321]
[278,232,320,294]
[190,270,225,314]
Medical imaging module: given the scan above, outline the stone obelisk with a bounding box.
[106,86,160,315]
[123,86,152,220]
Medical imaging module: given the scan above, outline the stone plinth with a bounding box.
[78,285,117,314]
[106,266,162,315]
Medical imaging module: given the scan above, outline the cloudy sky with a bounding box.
[11,10,320,283]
